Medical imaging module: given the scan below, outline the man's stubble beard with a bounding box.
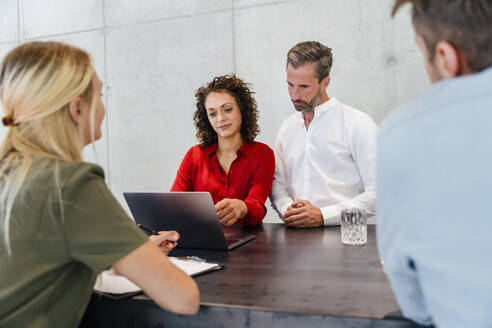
[293,86,322,113]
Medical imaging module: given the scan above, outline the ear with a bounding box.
[320,76,331,89]
[434,41,460,79]
[68,97,82,124]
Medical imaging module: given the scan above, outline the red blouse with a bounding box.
[171,141,275,227]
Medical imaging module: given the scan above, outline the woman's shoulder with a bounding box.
[249,141,274,155]
[57,161,113,203]
[188,143,218,157]
[245,142,275,164]
[29,158,106,191]
[185,144,210,154]
[28,157,104,179]
[19,158,107,200]
[59,160,105,182]
[176,144,215,169]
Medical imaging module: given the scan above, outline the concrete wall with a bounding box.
[0,0,429,223]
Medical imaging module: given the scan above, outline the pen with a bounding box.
[138,224,177,245]
[138,223,159,235]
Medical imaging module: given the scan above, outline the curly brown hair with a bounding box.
[194,74,260,147]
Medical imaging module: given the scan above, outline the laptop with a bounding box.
[123,192,256,251]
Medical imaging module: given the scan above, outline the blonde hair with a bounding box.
[0,41,97,254]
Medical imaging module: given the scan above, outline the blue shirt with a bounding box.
[377,67,492,327]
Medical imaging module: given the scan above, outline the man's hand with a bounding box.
[149,230,180,254]
[283,199,323,228]
[215,198,248,226]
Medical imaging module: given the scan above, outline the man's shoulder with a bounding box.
[334,99,374,123]
[276,112,302,136]
[325,99,377,136]
[380,69,492,142]
[378,98,424,145]
[282,112,301,125]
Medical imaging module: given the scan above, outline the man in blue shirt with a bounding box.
[377,1,492,327]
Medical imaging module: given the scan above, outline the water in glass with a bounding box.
[340,209,367,245]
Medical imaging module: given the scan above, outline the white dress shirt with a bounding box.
[270,97,377,225]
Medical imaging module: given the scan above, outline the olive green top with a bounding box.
[0,158,148,328]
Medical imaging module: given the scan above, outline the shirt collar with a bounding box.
[202,141,253,157]
[237,141,253,157]
[314,97,338,113]
[202,143,218,157]
[297,97,338,122]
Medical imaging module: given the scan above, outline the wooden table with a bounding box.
[81,224,418,327]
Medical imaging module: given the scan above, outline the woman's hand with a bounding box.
[215,198,248,226]
[149,231,180,254]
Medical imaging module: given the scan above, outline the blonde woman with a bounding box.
[0,42,199,327]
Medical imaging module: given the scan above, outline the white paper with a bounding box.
[169,257,220,276]
[93,257,220,294]
[93,268,141,294]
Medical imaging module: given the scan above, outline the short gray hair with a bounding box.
[392,0,492,72]
[287,41,333,82]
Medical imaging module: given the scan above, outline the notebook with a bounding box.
[94,256,222,299]
[123,192,256,251]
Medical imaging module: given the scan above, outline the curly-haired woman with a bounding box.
[171,74,275,227]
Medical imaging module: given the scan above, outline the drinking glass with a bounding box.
[340,208,367,245]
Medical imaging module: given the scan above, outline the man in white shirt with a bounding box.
[270,41,377,227]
